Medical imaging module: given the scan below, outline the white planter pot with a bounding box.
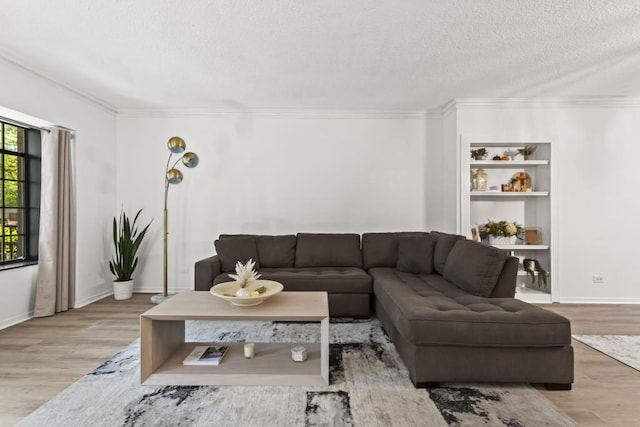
[113,280,134,300]
[488,235,517,245]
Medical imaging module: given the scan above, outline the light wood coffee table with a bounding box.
[140,291,329,386]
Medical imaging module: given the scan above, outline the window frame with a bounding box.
[0,121,40,270]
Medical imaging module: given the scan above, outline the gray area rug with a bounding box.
[573,334,640,372]
[19,318,576,426]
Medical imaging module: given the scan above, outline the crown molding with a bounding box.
[450,97,640,109]
[116,108,428,119]
[0,54,117,115]
[426,97,640,117]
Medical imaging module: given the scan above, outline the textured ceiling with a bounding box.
[1,1,640,111]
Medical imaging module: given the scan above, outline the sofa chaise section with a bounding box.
[363,232,574,389]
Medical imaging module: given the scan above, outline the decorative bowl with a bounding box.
[210,280,283,306]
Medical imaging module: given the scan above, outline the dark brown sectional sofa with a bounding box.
[194,231,573,390]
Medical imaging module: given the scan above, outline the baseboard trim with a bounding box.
[134,286,194,294]
[557,297,640,304]
[0,310,34,330]
[74,289,114,308]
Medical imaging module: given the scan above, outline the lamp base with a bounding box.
[150,293,176,304]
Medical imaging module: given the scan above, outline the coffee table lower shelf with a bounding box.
[142,342,326,386]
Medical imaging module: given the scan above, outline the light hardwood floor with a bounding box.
[0,295,638,426]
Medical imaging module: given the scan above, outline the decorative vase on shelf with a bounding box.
[472,169,488,191]
[517,145,536,160]
[489,235,517,245]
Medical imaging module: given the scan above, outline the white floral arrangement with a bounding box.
[228,259,262,297]
[480,220,523,238]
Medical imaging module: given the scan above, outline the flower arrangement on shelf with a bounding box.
[517,145,537,159]
[470,148,488,160]
[480,220,523,245]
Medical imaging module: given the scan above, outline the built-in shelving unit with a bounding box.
[459,137,557,303]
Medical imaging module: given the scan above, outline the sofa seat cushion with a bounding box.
[370,268,571,348]
[214,267,372,293]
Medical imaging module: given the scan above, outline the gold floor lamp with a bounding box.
[150,136,199,304]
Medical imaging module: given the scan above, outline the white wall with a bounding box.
[116,114,427,293]
[425,109,459,234]
[0,58,117,328]
[454,101,640,303]
[3,66,636,330]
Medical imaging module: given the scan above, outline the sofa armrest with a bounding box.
[491,256,519,298]
[194,255,221,291]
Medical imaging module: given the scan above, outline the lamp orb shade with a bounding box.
[182,152,199,168]
[166,168,184,184]
[167,136,186,153]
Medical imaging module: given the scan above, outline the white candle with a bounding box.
[244,342,255,359]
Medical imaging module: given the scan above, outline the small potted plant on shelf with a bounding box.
[109,209,152,300]
[517,145,537,160]
[470,148,488,160]
[480,220,523,245]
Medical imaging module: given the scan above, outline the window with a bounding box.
[1,120,41,267]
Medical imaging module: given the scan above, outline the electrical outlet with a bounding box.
[593,275,605,284]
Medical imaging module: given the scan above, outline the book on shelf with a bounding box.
[182,345,229,366]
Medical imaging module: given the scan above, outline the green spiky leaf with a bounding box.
[110,208,153,281]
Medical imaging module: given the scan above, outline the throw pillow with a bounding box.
[442,239,507,297]
[214,237,260,272]
[430,231,465,275]
[396,234,438,275]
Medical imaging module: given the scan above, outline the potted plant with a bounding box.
[517,145,537,160]
[470,148,488,160]
[109,209,152,300]
[480,220,523,245]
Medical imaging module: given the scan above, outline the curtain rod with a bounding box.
[0,115,51,133]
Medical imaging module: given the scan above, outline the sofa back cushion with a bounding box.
[295,233,362,268]
[256,235,296,268]
[430,231,465,275]
[214,237,260,272]
[361,232,429,269]
[396,234,438,274]
[442,239,507,297]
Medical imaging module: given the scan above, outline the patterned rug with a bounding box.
[573,335,640,372]
[18,319,576,427]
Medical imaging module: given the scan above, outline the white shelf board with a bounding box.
[143,342,325,386]
[470,142,551,147]
[470,160,549,166]
[470,191,549,197]
[493,244,549,250]
[515,287,552,303]
[517,271,551,276]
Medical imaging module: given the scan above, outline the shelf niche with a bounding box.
[462,137,556,302]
